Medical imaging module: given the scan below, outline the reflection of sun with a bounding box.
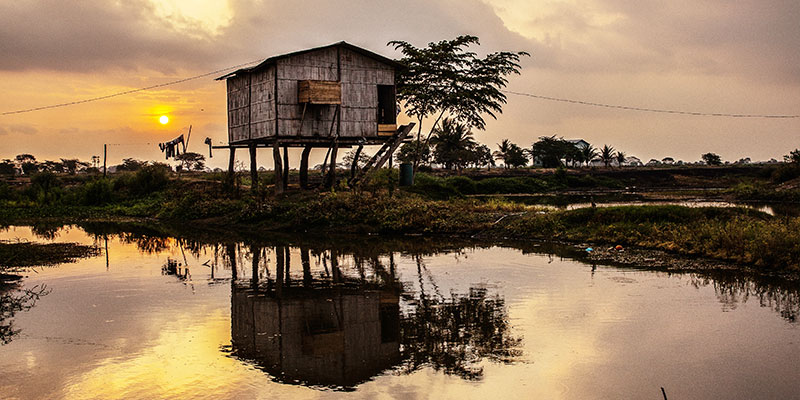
[159,115,169,125]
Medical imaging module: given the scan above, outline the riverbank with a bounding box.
[1,165,799,276]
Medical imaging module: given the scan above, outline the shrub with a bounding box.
[82,178,114,206]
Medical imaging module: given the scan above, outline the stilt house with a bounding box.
[216,42,413,192]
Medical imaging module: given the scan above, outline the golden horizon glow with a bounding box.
[159,115,169,125]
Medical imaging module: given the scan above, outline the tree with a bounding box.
[600,145,615,168]
[701,152,722,165]
[60,158,89,174]
[396,141,431,165]
[15,154,38,175]
[0,160,15,176]
[529,136,575,168]
[493,139,513,169]
[343,148,371,168]
[615,151,626,167]
[390,36,528,167]
[504,143,528,168]
[430,118,477,170]
[579,144,598,167]
[784,149,800,164]
[470,144,495,170]
[116,158,148,172]
[175,152,206,171]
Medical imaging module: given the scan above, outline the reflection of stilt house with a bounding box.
[216,42,414,192]
[231,287,400,388]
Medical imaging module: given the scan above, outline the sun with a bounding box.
[159,115,169,125]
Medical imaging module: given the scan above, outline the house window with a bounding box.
[377,85,396,124]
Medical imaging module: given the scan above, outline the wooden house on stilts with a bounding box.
[215,42,414,193]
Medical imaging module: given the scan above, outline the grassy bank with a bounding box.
[1,166,799,274]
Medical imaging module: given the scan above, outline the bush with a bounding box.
[115,164,170,196]
[82,178,114,206]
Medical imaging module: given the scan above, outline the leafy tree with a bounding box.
[430,118,477,170]
[784,149,800,164]
[175,152,206,171]
[701,152,722,165]
[342,148,372,168]
[504,143,528,168]
[396,141,431,165]
[15,154,38,175]
[60,158,89,174]
[40,160,64,173]
[470,144,495,170]
[600,145,616,168]
[493,139,514,169]
[116,158,148,172]
[30,171,58,204]
[0,160,15,176]
[615,151,626,167]
[390,36,528,167]
[529,136,575,168]
[577,144,597,167]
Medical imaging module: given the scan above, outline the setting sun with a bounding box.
[159,115,169,124]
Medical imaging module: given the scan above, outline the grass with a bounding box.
[504,205,800,271]
[1,166,800,273]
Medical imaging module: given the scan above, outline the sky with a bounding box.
[1,0,798,169]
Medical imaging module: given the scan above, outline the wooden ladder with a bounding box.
[349,123,415,187]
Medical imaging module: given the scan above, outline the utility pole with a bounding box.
[103,144,107,178]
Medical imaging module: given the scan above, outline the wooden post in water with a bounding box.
[249,144,258,194]
[275,246,284,297]
[226,243,237,281]
[283,246,291,286]
[301,248,311,287]
[250,245,260,289]
[299,146,311,189]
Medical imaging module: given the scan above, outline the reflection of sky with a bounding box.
[1,227,799,399]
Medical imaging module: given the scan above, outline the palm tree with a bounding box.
[600,145,615,168]
[579,144,598,167]
[494,139,513,169]
[615,151,626,167]
[430,118,477,170]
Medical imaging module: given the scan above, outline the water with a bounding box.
[1,225,799,399]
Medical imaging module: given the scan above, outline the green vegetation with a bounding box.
[505,206,800,271]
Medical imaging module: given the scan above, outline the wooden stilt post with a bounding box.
[326,143,338,189]
[282,145,289,189]
[284,247,291,285]
[249,144,258,193]
[273,141,284,194]
[299,145,311,189]
[227,147,236,188]
[350,144,363,180]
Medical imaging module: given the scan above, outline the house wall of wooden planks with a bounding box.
[222,42,398,145]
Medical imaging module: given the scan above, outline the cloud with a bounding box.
[0,124,38,135]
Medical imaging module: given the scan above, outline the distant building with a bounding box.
[566,139,590,150]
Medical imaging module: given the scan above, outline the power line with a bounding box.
[2,58,797,119]
[0,59,263,116]
[503,90,800,119]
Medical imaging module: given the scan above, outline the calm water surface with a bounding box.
[1,225,798,399]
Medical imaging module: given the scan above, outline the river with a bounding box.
[1,224,798,399]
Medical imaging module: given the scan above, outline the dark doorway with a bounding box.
[377,85,396,124]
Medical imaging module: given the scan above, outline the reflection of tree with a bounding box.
[0,284,50,345]
[400,286,521,380]
[689,273,800,323]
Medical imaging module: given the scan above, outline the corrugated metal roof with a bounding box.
[216,41,402,80]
